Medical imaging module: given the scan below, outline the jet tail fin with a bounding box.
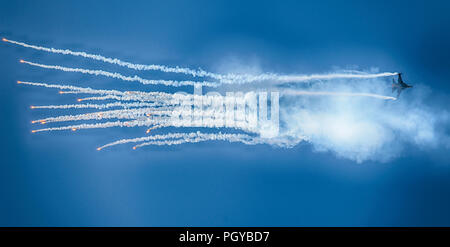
[392,78,398,93]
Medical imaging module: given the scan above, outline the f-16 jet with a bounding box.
[392,73,412,98]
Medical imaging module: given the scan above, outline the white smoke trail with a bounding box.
[32,108,166,124]
[97,132,259,150]
[134,132,259,149]
[21,59,397,85]
[31,103,222,125]
[20,80,395,106]
[4,38,219,79]
[7,38,397,84]
[58,91,85,94]
[263,72,398,83]
[21,60,219,87]
[77,94,176,104]
[97,132,200,150]
[18,81,188,102]
[30,102,166,110]
[22,58,397,86]
[78,95,131,102]
[281,89,397,100]
[206,71,398,84]
[30,105,260,134]
[18,81,125,95]
[31,119,165,133]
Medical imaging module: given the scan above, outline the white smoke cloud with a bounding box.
[8,38,448,163]
[277,75,448,163]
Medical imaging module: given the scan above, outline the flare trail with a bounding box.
[5,37,401,152]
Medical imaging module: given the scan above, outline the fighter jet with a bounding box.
[392,73,412,98]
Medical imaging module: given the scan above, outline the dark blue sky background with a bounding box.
[1,0,449,226]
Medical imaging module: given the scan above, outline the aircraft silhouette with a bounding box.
[392,73,412,98]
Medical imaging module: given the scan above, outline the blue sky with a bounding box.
[0,0,449,226]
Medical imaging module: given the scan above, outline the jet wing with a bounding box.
[396,88,403,98]
[392,79,397,93]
